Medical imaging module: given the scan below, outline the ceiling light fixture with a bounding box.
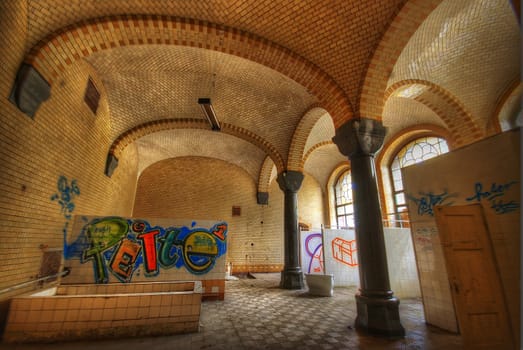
[198,98,221,131]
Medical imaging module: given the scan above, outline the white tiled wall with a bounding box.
[301,228,421,298]
[3,281,202,343]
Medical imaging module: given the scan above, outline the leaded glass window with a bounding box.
[390,137,449,221]
[334,170,354,228]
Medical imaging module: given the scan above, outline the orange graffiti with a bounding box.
[332,237,358,266]
[212,224,227,240]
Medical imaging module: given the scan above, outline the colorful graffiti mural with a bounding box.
[66,217,227,283]
[331,237,358,267]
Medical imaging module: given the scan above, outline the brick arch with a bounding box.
[25,15,353,127]
[257,156,276,195]
[109,118,285,173]
[301,141,334,167]
[487,78,521,135]
[377,123,455,171]
[384,79,484,147]
[287,105,329,172]
[359,0,444,120]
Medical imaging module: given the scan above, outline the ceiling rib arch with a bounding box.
[25,15,353,127]
[384,79,483,147]
[109,118,285,173]
[302,141,334,166]
[257,156,276,195]
[359,0,443,120]
[287,106,329,172]
[489,78,522,134]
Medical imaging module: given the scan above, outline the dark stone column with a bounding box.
[277,170,304,289]
[332,118,405,337]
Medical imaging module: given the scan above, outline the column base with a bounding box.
[354,293,405,338]
[280,270,304,289]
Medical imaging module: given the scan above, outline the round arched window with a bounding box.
[389,137,449,223]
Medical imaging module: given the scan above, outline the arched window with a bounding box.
[390,136,449,223]
[334,170,354,228]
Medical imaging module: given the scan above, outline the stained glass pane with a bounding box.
[335,170,354,227]
[389,137,449,217]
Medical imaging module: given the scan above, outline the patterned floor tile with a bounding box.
[0,273,464,350]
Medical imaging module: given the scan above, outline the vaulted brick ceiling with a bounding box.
[21,0,521,187]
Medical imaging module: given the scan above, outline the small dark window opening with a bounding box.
[232,206,241,216]
[84,77,100,115]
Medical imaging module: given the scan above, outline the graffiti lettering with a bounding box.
[408,191,454,216]
[491,199,519,214]
[137,229,161,276]
[75,217,227,283]
[158,229,181,268]
[109,239,141,282]
[212,224,227,240]
[82,217,128,283]
[466,181,519,214]
[183,231,219,274]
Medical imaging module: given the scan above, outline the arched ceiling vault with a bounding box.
[381,0,519,146]
[11,0,520,192]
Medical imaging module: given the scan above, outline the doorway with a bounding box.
[434,204,514,349]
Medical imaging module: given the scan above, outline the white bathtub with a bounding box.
[4,281,202,343]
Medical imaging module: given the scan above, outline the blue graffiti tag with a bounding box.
[466,181,519,214]
[408,191,454,216]
[51,176,80,258]
[50,176,80,220]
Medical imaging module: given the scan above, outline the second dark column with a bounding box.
[277,170,304,289]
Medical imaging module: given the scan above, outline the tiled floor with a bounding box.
[1,273,462,349]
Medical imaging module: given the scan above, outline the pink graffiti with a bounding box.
[332,237,358,266]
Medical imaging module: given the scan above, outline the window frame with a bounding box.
[388,136,449,222]
[334,169,355,229]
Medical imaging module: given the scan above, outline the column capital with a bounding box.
[332,118,386,158]
[277,170,304,193]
